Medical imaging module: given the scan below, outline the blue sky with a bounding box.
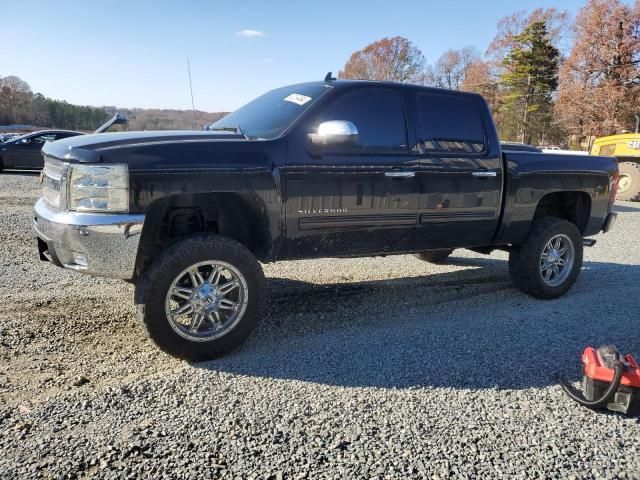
[2,0,593,112]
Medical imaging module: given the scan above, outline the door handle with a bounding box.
[385,171,415,178]
[472,171,497,177]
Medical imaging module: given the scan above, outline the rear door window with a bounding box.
[54,133,75,140]
[32,134,56,144]
[415,93,486,153]
[315,88,408,151]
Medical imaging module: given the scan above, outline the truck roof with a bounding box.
[297,79,485,100]
[592,132,640,144]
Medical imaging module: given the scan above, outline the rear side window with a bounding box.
[315,88,408,151]
[415,93,485,153]
[55,133,79,140]
[32,134,57,144]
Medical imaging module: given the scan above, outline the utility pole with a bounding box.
[187,57,197,129]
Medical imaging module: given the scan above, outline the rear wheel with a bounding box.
[617,161,640,201]
[509,217,583,299]
[135,235,264,361]
[415,249,454,264]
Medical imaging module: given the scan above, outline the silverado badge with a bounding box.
[298,208,348,215]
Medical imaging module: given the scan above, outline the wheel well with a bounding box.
[135,193,271,277]
[533,191,591,233]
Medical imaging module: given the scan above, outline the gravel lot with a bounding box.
[0,172,639,479]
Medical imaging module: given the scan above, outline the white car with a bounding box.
[541,147,586,155]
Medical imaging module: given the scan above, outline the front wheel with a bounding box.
[135,235,265,361]
[509,217,583,299]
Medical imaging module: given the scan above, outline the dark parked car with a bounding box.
[0,114,128,172]
[33,78,618,360]
[0,130,83,171]
[0,133,20,143]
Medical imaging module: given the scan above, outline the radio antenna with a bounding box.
[187,57,197,129]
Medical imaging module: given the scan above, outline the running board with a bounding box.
[583,238,597,247]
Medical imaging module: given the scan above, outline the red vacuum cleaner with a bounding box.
[559,346,640,416]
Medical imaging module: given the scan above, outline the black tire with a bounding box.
[135,235,265,361]
[415,249,454,264]
[0,157,3,172]
[509,217,583,299]
[617,161,640,201]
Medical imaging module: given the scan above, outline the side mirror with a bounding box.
[19,138,29,144]
[308,120,359,147]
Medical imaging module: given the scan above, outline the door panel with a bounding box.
[2,146,18,168]
[414,156,503,248]
[4,143,37,168]
[284,156,419,258]
[8,134,51,169]
[26,134,55,168]
[411,92,503,249]
[24,142,45,168]
[283,87,420,259]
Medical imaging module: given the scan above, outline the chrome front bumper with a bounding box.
[33,198,145,280]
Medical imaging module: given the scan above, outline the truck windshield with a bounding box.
[208,84,331,139]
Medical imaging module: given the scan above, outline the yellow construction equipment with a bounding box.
[591,115,640,201]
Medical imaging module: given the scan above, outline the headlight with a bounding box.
[68,164,129,212]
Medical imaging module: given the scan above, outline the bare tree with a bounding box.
[0,76,32,124]
[339,36,426,83]
[555,0,640,138]
[429,46,480,90]
[462,60,502,121]
[487,8,570,60]
[0,75,32,93]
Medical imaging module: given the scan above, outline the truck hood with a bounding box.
[42,130,245,163]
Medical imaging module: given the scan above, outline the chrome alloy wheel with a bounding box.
[165,261,248,342]
[539,234,575,288]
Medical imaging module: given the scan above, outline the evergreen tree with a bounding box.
[499,21,560,144]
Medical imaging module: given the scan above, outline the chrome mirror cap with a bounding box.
[309,120,359,146]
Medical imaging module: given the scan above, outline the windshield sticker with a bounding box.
[284,93,312,106]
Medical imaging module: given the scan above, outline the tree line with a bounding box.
[102,107,226,131]
[339,0,640,147]
[0,76,228,132]
[0,76,110,131]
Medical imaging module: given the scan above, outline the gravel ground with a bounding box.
[0,172,639,479]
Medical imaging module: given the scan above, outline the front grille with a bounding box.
[42,157,69,208]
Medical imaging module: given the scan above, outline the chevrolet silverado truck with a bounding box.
[33,78,619,360]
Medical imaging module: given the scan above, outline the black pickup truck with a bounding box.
[33,78,618,360]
